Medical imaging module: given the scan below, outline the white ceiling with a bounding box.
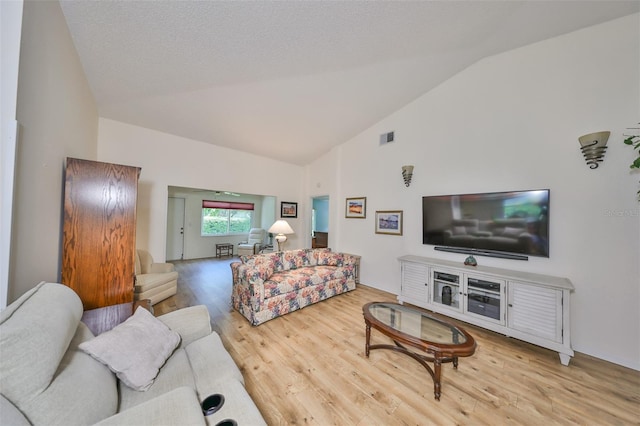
[59,1,639,165]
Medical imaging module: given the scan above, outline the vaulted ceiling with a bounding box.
[59,1,639,165]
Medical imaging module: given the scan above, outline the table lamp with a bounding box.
[268,220,294,251]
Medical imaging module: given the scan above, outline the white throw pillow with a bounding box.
[79,307,181,391]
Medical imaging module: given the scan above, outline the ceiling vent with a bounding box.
[379,131,395,146]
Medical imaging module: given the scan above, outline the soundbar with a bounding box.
[434,246,528,261]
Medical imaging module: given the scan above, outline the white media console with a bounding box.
[397,255,574,365]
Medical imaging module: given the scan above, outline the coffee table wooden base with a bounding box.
[362,302,476,401]
[366,322,456,400]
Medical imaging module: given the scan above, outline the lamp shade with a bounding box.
[268,220,294,235]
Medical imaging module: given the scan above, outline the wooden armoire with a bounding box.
[61,157,141,310]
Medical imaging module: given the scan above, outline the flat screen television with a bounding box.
[422,189,550,260]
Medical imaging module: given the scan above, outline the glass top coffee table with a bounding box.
[362,302,477,400]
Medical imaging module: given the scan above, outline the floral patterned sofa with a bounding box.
[231,248,357,325]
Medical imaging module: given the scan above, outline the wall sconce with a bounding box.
[578,131,610,169]
[401,165,414,187]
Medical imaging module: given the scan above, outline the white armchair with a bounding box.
[134,249,178,305]
[237,228,266,256]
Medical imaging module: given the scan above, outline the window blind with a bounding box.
[202,200,254,210]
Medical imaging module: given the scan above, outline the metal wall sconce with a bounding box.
[578,131,610,169]
[402,165,414,187]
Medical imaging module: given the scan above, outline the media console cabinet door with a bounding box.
[400,261,429,303]
[62,158,141,309]
[507,282,563,343]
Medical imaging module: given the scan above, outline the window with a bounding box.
[201,200,254,236]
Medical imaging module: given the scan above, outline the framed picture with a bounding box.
[375,210,403,235]
[345,197,366,219]
[281,201,298,218]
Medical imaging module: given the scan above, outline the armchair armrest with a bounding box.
[149,262,175,274]
[157,305,211,348]
[94,387,205,426]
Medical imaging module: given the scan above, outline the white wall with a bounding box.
[323,15,640,369]
[9,0,98,303]
[98,119,306,261]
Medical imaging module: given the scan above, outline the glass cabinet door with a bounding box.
[465,275,505,325]
[431,269,461,311]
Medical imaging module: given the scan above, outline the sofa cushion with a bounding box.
[21,323,119,426]
[240,252,279,266]
[316,250,345,266]
[119,331,244,412]
[264,266,347,298]
[118,347,196,411]
[79,307,181,391]
[157,305,212,349]
[450,219,479,234]
[0,283,82,404]
[0,395,30,426]
[96,387,206,426]
[0,282,118,425]
[501,226,524,239]
[278,249,309,270]
[453,226,468,235]
[184,332,245,392]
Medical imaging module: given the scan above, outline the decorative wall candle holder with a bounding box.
[578,131,610,169]
[402,165,414,187]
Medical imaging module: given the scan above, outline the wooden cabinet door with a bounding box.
[61,158,140,309]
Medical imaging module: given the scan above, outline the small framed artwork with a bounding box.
[345,197,366,219]
[375,210,403,235]
[281,201,298,218]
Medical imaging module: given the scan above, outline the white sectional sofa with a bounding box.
[0,282,265,426]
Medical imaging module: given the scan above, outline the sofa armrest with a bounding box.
[157,305,212,348]
[316,251,354,267]
[342,253,358,267]
[149,262,175,274]
[93,387,205,426]
[231,262,267,310]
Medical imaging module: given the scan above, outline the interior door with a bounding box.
[166,197,185,261]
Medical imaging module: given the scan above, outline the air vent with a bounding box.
[379,131,395,145]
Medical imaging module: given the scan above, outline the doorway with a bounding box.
[166,186,276,261]
[311,196,329,248]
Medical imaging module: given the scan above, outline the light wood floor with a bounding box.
[155,257,640,425]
